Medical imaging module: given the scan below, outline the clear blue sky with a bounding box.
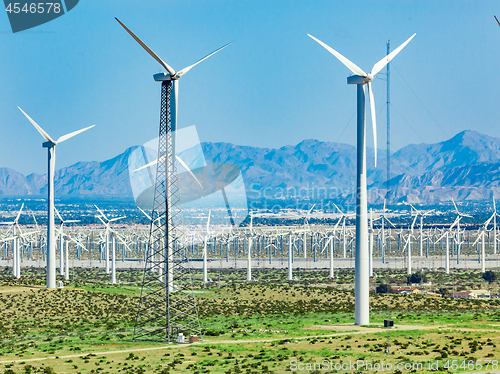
[1,0,499,175]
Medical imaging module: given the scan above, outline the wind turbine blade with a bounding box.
[64,220,80,223]
[18,107,55,143]
[367,82,377,166]
[451,198,459,213]
[493,195,496,213]
[307,34,367,77]
[495,15,500,27]
[15,203,24,222]
[56,125,94,144]
[206,210,211,233]
[115,18,176,77]
[177,41,234,77]
[138,207,152,221]
[110,216,126,222]
[55,207,63,222]
[94,205,108,221]
[176,155,203,188]
[308,204,316,215]
[371,33,416,76]
[332,203,343,214]
[133,155,166,173]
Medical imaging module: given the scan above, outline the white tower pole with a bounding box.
[329,236,334,278]
[60,234,64,275]
[105,225,110,274]
[342,219,346,258]
[354,84,369,326]
[12,234,17,278]
[288,234,293,281]
[247,236,252,282]
[112,233,116,284]
[419,216,423,257]
[481,233,486,273]
[203,238,208,285]
[494,213,497,255]
[445,232,450,274]
[47,146,56,289]
[407,233,412,275]
[64,240,69,281]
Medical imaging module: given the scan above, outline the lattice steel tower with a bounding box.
[115,18,232,342]
[133,80,201,342]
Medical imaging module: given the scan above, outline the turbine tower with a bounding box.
[308,32,415,325]
[18,107,94,289]
[116,18,231,342]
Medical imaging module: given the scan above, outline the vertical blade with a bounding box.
[367,82,377,167]
[206,210,211,233]
[15,203,24,222]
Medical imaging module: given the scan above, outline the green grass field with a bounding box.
[0,267,499,373]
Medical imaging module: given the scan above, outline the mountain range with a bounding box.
[1,130,500,204]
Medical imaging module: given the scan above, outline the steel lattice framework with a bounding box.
[134,80,201,342]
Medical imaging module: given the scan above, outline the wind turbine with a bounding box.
[0,204,24,277]
[451,198,472,262]
[55,207,80,279]
[472,214,495,273]
[308,32,414,326]
[307,27,415,325]
[95,205,126,274]
[18,107,94,289]
[410,205,434,257]
[203,210,211,285]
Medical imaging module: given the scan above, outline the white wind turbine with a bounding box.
[203,210,211,285]
[18,107,94,288]
[451,198,472,262]
[410,205,434,257]
[308,32,415,325]
[0,204,24,278]
[55,207,80,280]
[472,214,495,274]
[95,205,126,274]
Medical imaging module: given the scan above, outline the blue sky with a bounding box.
[1,0,499,175]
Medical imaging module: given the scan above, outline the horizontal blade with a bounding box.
[307,34,367,77]
[109,216,126,222]
[115,18,176,77]
[57,125,94,144]
[133,154,166,172]
[18,107,55,143]
[177,41,234,77]
[371,33,416,76]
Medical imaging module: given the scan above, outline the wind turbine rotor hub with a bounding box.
[364,74,373,83]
